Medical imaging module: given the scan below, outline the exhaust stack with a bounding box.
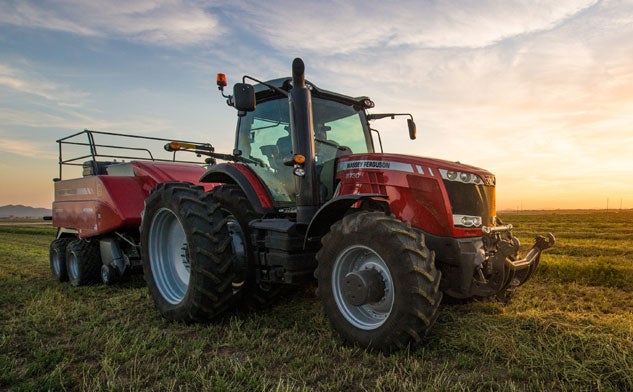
[288,58,318,224]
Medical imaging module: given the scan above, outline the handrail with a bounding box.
[57,129,214,180]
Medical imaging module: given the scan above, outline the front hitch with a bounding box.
[505,233,556,283]
[471,230,556,297]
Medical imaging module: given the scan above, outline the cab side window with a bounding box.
[236,100,295,204]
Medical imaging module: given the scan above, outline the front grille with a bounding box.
[443,181,496,225]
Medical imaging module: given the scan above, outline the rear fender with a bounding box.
[200,163,275,214]
[304,193,388,249]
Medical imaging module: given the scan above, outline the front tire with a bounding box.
[316,211,442,353]
[140,182,238,322]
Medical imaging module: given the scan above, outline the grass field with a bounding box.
[1,212,632,391]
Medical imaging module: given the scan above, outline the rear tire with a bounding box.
[50,238,73,282]
[140,182,238,322]
[66,239,102,286]
[316,211,442,353]
[211,184,284,309]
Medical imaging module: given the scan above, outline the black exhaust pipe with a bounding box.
[288,58,318,225]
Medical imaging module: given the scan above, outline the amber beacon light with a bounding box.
[216,73,227,89]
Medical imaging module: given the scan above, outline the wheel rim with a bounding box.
[149,208,190,305]
[68,252,79,280]
[52,249,62,276]
[332,245,395,330]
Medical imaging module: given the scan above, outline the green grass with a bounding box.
[1,212,632,391]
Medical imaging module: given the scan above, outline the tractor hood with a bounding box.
[336,153,495,186]
[335,153,497,237]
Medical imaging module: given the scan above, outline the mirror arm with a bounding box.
[370,128,384,153]
[367,113,414,121]
[367,113,417,141]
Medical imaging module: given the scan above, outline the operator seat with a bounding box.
[276,135,292,161]
[257,134,295,199]
[259,134,292,172]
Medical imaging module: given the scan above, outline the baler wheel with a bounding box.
[66,239,102,286]
[211,184,284,309]
[101,264,118,285]
[49,238,73,282]
[316,211,442,353]
[141,182,238,322]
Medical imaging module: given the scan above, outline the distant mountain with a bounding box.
[0,205,52,218]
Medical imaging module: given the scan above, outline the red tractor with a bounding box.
[50,58,554,352]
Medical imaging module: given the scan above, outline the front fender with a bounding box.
[304,193,388,249]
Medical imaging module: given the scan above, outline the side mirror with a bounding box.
[233,83,256,112]
[407,118,417,140]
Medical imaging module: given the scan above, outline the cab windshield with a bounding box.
[236,96,372,204]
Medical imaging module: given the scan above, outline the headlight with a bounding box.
[453,214,482,228]
[439,169,485,185]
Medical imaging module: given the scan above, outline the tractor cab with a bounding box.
[218,70,418,220]
[233,87,374,205]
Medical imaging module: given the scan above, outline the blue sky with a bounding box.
[1,0,632,209]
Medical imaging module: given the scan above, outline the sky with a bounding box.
[0,0,632,210]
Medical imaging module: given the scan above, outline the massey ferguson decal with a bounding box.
[338,160,414,173]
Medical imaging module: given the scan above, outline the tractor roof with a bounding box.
[255,77,374,109]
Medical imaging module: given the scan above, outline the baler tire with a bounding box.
[66,239,102,286]
[316,211,442,353]
[50,238,73,282]
[211,184,284,309]
[140,182,238,322]
[101,264,118,286]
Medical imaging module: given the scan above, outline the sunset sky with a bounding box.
[1,0,632,210]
